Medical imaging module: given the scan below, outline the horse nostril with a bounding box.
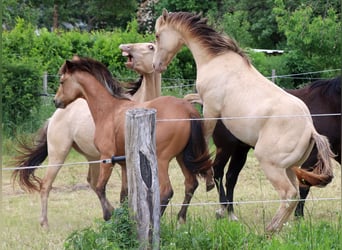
[53,99,62,108]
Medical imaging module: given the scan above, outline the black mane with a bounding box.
[308,76,341,97]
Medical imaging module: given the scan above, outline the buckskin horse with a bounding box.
[186,76,341,220]
[152,10,335,232]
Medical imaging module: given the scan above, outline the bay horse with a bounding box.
[152,10,335,232]
[50,57,212,223]
[13,42,207,228]
[187,76,341,220]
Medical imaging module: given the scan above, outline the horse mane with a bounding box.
[60,57,129,99]
[124,75,143,96]
[160,11,250,63]
[307,76,341,97]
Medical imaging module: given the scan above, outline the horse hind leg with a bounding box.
[213,147,231,219]
[157,159,174,217]
[225,146,250,221]
[40,162,64,228]
[261,163,299,233]
[294,186,310,218]
[176,155,199,224]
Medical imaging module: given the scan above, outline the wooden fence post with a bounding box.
[125,108,160,250]
[271,69,276,83]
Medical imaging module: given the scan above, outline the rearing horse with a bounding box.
[186,76,341,220]
[152,10,335,232]
[53,57,213,222]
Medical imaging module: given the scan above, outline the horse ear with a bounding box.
[65,60,74,71]
[72,55,81,61]
[162,9,169,21]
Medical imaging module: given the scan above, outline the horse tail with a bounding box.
[293,131,335,188]
[11,120,49,193]
[183,93,203,105]
[182,114,212,177]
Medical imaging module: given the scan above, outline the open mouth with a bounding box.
[121,51,134,69]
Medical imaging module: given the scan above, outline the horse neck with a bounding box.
[131,72,161,102]
[177,31,213,68]
[76,72,124,123]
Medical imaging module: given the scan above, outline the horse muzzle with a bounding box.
[152,62,167,73]
[53,99,65,109]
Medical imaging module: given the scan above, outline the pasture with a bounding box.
[2,146,341,249]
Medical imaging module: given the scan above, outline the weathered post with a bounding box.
[125,108,160,250]
[271,69,276,83]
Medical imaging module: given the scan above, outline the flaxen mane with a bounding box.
[162,12,249,62]
[60,57,128,99]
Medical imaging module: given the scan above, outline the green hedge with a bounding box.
[3,15,339,135]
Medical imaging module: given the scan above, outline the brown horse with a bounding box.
[51,57,212,222]
[187,76,341,220]
[12,42,207,228]
[152,10,335,232]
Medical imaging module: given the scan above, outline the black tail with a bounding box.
[11,120,49,192]
[182,115,212,177]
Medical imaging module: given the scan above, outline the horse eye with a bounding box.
[148,45,154,50]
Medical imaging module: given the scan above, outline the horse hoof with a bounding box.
[228,213,239,221]
[215,208,226,219]
[40,220,49,230]
[178,217,186,225]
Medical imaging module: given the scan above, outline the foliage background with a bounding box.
[2,0,341,136]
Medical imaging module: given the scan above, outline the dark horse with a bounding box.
[213,76,341,220]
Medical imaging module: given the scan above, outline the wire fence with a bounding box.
[41,68,341,96]
[2,68,341,215]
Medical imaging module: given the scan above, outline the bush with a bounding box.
[2,61,43,136]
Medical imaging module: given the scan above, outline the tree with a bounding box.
[274,0,341,84]
[3,0,137,31]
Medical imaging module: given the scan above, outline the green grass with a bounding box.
[2,100,342,249]
[63,204,341,250]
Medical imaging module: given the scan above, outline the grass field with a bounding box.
[2,147,341,249]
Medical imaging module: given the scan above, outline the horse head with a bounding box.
[153,9,184,72]
[54,60,84,108]
[119,42,155,74]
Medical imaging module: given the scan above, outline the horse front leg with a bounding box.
[86,161,100,191]
[202,105,218,145]
[95,162,114,221]
[119,164,128,203]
